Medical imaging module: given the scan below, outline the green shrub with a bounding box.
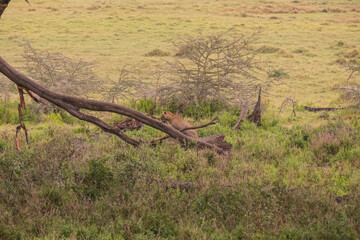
[164,99,229,120]
[310,121,359,164]
[77,158,114,201]
[267,69,289,78]
[311,131,341,164]
[0,101,19,124]
[0,108,360,239]
[136,98,156,114]
[46,112,63,123]
[76,225,99,240]
[289,125,311,149]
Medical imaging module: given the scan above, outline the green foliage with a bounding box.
[136,98,155,114]
[164,99,229,119]
[257,45,280,54]
[289,125,311,149]
[268,69,289,79]
[1,108,360,239]
[81,158,114,200]
[46,112,63,123]
[0,101,19,124]
[310,120,359,165]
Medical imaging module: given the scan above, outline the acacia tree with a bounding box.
[159,31,263,109]
[0,75,15,104]
[336,55,360,108]
[22,40,102,97]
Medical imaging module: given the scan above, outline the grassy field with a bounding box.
[1,0,360,239]
[1,0,360,108]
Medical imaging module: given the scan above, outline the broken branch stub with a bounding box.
[233,105,249,130]
[15,86,29,151]
[233,87,262,130]
[247,87,262,126]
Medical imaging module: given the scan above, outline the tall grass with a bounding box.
[1,103,360,239]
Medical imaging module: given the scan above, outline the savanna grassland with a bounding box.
[1,0,360,239]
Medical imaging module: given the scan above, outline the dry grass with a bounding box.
[0,0,360,125]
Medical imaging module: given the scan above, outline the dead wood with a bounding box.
[165,182,194,192]
[199,134,232,153]
[233,87,262,129]
[0,57,228,155]
[233,105,249,130]
[279,96,296,116]
[15,86,29,151]
[304,106,344,112]
[114,118,143,132]
[335,195,350,204]
[247,87,262,126]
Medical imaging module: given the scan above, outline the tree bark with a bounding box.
[233,105,249,130]
[0,57,228,155]
[0,0,11,18]
[248,87,262,126]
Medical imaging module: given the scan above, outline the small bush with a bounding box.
[136,98,155,114]
[311,131,340,164]
[289,125,311,149]
[145,49,171,57]
[344,49,359,58]
[182,100,229,119]
[257,45,280,54]
[268,69,289,79]
[0,102,18,124]
[78,158,114,200]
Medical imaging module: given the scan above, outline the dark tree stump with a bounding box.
[247,87,262,126]
[200,134,232,154]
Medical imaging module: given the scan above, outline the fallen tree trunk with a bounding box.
[304,106,344,112]
[0,57,228,155]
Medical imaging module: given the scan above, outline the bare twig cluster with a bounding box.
[21,40,102,97]
[232,87,262,129]
[0,74,16,103]
[346,59,360,81]
[103,65,139,103]
[336,85,360,108]
[335,56,360,108]
[279,96,297,116]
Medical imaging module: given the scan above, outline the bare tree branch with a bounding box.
[0,57,228,154]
